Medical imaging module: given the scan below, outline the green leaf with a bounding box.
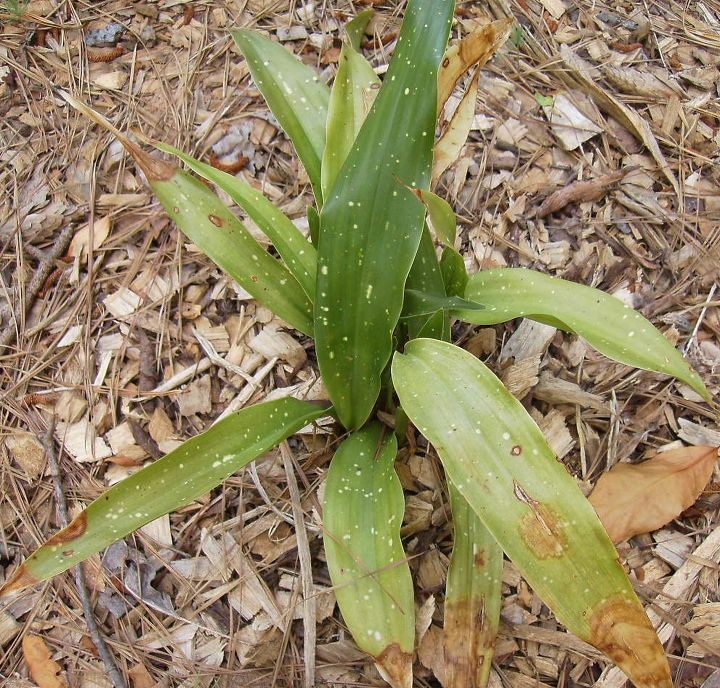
[315,0,455,429]
[323,422,414,688]
[404,225,449,340]
[345,8,374,50]
[321,38,381,199]
[307,205,320,246]
[445,482,503,688]
[153,168,314,335]
[403,289,484,318]
[158,143,317,299]
[460,268,710,401]
[440,247,468,297]
[232,29,330,203]
[403,185,457,246]
[392,339,672,688]
[535,92,555,107]
[0,398,328,597]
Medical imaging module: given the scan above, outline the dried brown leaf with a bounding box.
[22,635,67,688]
[590,446,719,544]
[437,18,513,111]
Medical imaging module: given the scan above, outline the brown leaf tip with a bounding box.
[0,564,40,598]
[126,141,176,182]
[589,595,672,688]
[375,643,413,688]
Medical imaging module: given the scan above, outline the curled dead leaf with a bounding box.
[22,635,67,688]
[589,445,718,544]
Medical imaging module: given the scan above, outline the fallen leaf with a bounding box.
[590,446,718,544]
[22,635,67,688]
[433,66,480,183]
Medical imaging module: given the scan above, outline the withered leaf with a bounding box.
[590,446,718,544]
[22,635,67,688]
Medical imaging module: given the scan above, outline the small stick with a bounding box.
[40,420,129,688]
[0,225,75,350]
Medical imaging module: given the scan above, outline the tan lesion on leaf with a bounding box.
[589,595,672,688]
[444,595,496,688]
[46,511,88,547]
[374,643,413,688]
[514,481,568,559]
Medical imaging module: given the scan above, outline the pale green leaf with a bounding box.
[460,268,710,401]
[232,29,330,203]
[158,143,317,299]
[392,339,672,687]
[323,422,414,688]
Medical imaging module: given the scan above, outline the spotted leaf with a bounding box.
[392,339,672,688]
[0,398,328,597]
[459,268,710,401]
[316,0,455,429]
[323,422,415,688]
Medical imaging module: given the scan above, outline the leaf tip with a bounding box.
[589,595,672,688]
[0,564,39,598]
[375,644,413,688]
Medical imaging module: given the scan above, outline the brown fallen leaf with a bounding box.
[22,635,67,688]
[590,445,719,544]
[537,168,631,218]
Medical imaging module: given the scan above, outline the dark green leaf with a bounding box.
[315,0,455,429]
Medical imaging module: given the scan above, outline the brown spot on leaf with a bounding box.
[374,643,412,688]
[514,482,567,559]
[62,550,74,557]
[0,564,40,598]
[589,595,672,688]
[46,512,88,547]
[511,444,522,456]
[208,214,223,227]
[444,596,496,688]
[442,56,450,68]
[474,549,486,567]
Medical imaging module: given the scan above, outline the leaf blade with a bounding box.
[461,268,710,401]
[232,29,330,202]
[445,482,503,688]
[323,422,414,688]
[316,0,455,429]
[157,142,317,299]
[321,16,381,198]
[0,398,328,597]
[392,339,672,688]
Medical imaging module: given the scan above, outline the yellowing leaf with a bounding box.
[590,446,719,544]
[433,66,480,184]
[437,18,513,111]
[22,635,67,688]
